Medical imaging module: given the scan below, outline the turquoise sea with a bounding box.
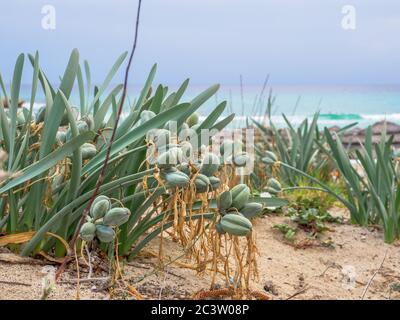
[187,85,400,128]
[18,84,400,129]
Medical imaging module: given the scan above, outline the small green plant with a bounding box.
[273,207,342,244]
[285,178,346,213]
[288,207,342,233]
[273,223,296,242]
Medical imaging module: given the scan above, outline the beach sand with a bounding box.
[1,208,399,300]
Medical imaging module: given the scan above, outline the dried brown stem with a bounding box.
[286,286,309,300]
[56,0,143,280]
[361,249,388,300]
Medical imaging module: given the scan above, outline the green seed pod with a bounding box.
[90,199,111,221]
[81,143,97,160]
[179,141,193,162]
[157,147,183,168]
[77,121,89,134]
[195,174,210,193]
[56,131,66,143]
[218,190,232,211]
[147,128,171,149]
[220,214,252,236]
[233,152,251,167]
[163,121,176,130]
[16,109,26,125]
[266,178,282,195]
[95,225,115,243]
[60,107,78,126]
[180,122,190,130]
[146,145,158,166]
[177,163,190,176]
[163,166,178,174]
[267,178,281,190]
[215,222,226,235]
[51,173,64,192]
[209,176,221,190]
[80,222,96,241]
[81,115,95,130]
[65,128,72,141]
[158,143,180,154]
[66,120,89,141]
[165,170,190,188]
[200,153,220,177]
[140,110,156,122]
[178,127,197,147]
[92,195,110,208]
[240,202,263,219]
[186,112,199,128]
[230,184,250,210]
[103,207,130,227]
[35,106,46,123]
[192,160,201,172]
[67,121,88,141]
[262,151,278,165]
[220,139,243,158]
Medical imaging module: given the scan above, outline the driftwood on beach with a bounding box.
[251,120,400,151]
[1,97,25,108]
[329,120,400,149]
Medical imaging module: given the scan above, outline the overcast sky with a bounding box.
[0,0,399,86]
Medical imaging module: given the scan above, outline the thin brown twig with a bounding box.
[361,249,388,300]
[55,0,143,280]
[286,285,309,300]
[58,277,110,284]
[0,280,31,287]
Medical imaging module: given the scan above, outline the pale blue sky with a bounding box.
[0,0,399,85]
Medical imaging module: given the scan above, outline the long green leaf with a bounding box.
[198,101,227,130]
[39,49,79,158]
[133,64,157,111]
[87,52,128,113]
[8,53,24,168]
[93,84,123,130]
[178,84,220,125]
[77,65,86,115]
[0,132,94,194]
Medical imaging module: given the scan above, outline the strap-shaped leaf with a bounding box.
[133,64,157,111]
[87,52,128,113]
[8,53,24,168]
[198,101,227,130]
[93,84,123,130]
[171,78,189,106]
[0,132,94,194]
[39,49,79,158]
[211,113,235,131]
[178,84,219,125]
[77,65,86,115]
[0,98,10,152]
